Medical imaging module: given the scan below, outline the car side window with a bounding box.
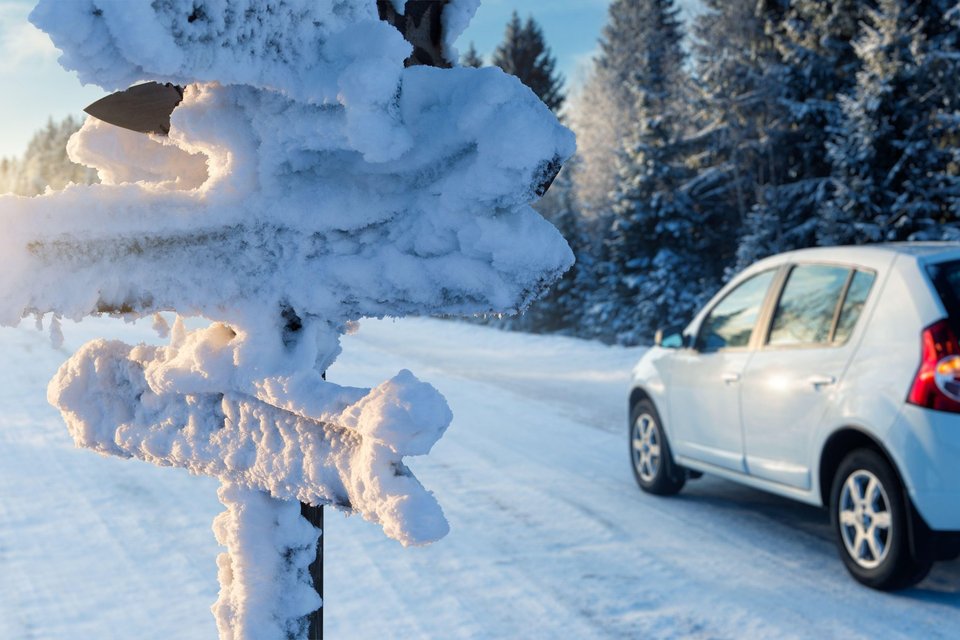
[768,265,850,346]
[833,270,876,344]
[696,270,776,352]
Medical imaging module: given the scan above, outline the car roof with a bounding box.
[747,242,960,274]
[690,242,960,336]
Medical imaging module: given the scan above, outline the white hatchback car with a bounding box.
[629,243,960,590]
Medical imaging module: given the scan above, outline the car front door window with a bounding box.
[696,270,777,352]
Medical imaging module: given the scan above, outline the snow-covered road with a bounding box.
[1,317,957,639]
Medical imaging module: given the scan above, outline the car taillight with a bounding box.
[907,319,960,413]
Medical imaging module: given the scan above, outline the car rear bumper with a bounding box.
[890,404,960,531]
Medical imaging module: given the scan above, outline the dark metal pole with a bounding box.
[300,502,324,640]
[291,4,455,637]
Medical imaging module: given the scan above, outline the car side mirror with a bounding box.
[655,329,685,349]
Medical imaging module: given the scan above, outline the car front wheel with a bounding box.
[630,400,685,496]
[830,449,932,590]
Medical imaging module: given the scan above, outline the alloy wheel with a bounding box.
[631,413,661,483]
[838,469,893,570]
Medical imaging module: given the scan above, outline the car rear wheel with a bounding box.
[830,449,932,590]
[630,400,685,496]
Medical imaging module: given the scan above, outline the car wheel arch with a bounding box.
[629,387,652,416]
[818,426,907,507]
[630,386,669,436]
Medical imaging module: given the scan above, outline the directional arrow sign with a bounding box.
[84,82,184,136]
[51,337,451,545]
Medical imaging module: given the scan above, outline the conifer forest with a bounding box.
[465,0,960,345]
[6,0,960,346]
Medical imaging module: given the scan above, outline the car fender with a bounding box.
[630,347,675,433]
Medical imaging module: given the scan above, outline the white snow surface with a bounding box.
[442,0,481,64]
[1,317,958,639]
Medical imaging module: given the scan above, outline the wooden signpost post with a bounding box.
[300,502,324,639]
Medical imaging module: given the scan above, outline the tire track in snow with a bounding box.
[339,331,772,638]
[2,318,958,639]
[0,322,221,639]
[341,319,960,639]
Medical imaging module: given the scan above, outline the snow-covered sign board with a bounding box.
[0,1,574,638]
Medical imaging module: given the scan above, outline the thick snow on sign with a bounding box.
[0,0,574,533]
[0,0,575,638]
[2,1,575,326]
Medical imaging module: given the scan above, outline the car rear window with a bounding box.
[765,265,876,348]
[833,270,876,344]
[927,260,960,324]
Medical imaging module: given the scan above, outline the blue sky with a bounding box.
[0,0,702,159]
[461,0,702,85]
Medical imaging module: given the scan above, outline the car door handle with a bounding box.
[808,374,836,389]
[722,372,741,384]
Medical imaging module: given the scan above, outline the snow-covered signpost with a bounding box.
[0,1,574,638]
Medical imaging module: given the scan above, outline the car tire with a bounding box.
[630,399,685,496]
[829,449,933,590]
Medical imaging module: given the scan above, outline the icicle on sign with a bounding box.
[0,0,575,639]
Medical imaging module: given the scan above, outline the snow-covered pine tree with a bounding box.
[0,157,19,194]
[823,0,960,244]
[916,1,960,50]
[491,12,564,113]
[4,116,98,196]
[503,165,588,335]
[925,4,960,234]
[460,41,483,68]
[569,0,665,221]
[735,0,867,265]
[583,0,710,345]
[689,0,796,272]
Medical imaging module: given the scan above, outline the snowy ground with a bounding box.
[0,316,957,639]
